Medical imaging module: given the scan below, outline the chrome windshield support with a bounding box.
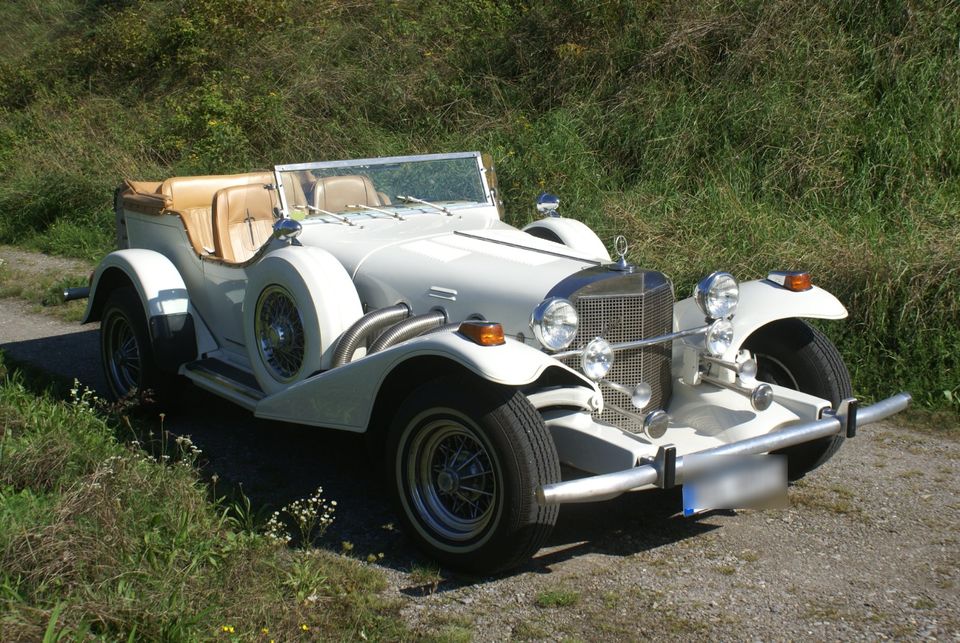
[536,392,912,505]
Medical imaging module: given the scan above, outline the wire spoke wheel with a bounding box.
[255,285,305,381]
[104,311,142,397]
[406,419,498,542]
[387,377,560,573]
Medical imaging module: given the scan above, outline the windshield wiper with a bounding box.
[304,204,357,226]
[346,204,406,221]
[397,195,455,216]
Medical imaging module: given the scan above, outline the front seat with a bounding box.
[212,183,277,263]
[311,174,387,213]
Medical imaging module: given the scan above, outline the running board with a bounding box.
[182,359,265,410]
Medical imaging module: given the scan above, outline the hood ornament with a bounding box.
[611,235,634,272]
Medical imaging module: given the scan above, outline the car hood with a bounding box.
[298,213,602,339]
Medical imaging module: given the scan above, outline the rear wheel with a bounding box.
[100,287,178,403]
[387,376,560,574]
[744,318,852,480]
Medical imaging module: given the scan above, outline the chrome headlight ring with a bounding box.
[530,297,578,351]
[694,271,739,320]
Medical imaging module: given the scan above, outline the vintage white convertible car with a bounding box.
[80,151,910,572]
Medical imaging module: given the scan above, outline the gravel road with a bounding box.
[0,249,957,641]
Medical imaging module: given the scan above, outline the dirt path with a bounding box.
[0,249,957,641]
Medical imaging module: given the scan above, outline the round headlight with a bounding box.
[530,298,578,351]
[581,337,613,380]
[705,319,735,356]
[694,272,739,319]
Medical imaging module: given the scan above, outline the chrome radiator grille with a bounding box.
[560,275,674,431]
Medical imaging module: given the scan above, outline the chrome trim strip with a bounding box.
[536,392,912,505]
[275,151,483,172]
[453,231,603,266]
[552,325,709,360]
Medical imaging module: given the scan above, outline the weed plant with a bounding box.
[0,1,956,408]
[0,361,406,640]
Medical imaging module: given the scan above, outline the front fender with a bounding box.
[522,217,612,262]
[254,332,598,431]
[83,248,190,323]
[673,279,848,362]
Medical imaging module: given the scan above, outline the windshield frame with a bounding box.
[272,151,493,218]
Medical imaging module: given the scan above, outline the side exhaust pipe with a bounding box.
[62,287,91,302]
[368,311,447,354]
[331,303,409,367]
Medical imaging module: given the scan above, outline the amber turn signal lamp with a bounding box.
[458,321,506,346]
[783,272,812,292]
[767,271,813,292]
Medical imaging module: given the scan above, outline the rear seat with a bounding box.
[121,172,272,256]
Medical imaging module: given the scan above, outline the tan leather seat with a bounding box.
[212,183,277,263]
[282,171,310,210]
[160,172,271,255]
[311,174,384,213]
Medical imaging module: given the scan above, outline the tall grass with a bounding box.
[0,359,406,640]
[0,0,956,406]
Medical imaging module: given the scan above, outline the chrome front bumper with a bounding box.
[537,391,912,505]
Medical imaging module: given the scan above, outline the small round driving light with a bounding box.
[643,410,669,440]
[705,319,735,357]
[631,382,653,410]
[530,298,579,351]
[751,383,774,411]
[581,337,614,380]
[694,271,739,319]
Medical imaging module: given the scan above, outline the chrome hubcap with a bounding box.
[405,419,498,542]
[255,285,305,381]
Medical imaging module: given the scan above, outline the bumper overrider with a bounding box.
[537,391,912,505]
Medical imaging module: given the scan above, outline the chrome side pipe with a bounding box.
[536,391,912,506]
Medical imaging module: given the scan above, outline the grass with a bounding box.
[0,354,407,641]
[0,1,957,410]
[0,261,90,322]
[535,586,581,608]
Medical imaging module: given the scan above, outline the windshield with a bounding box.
[274,152,490,218]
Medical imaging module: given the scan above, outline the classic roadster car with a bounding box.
[80,151,910,572]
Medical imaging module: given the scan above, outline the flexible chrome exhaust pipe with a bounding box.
[331,303,409,367]
[369,311,447,354]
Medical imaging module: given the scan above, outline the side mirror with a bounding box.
[536,192,560,217]
[273,218,302,242]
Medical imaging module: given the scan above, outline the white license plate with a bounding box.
[682,455,787,517]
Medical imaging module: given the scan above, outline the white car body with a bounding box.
[83,151,910,571]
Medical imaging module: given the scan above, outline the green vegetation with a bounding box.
[535,586,581,608]
[0,0,956,408]
[0,357,406,640]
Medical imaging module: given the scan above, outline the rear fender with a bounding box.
[673,279,847,363]
[84,249,203,371]
[255,332,598,431]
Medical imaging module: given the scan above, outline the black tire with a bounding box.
[100,287,179,404]
[743,318,853,480]
[386,376,560,574]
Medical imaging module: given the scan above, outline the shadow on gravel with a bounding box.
[3,329,722,586]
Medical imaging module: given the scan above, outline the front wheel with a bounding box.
[744,318,853,480]
[387,377,560,574]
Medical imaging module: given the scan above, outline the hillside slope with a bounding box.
[0,0,956,407]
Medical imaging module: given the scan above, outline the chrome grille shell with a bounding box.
[553,269,675,431]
